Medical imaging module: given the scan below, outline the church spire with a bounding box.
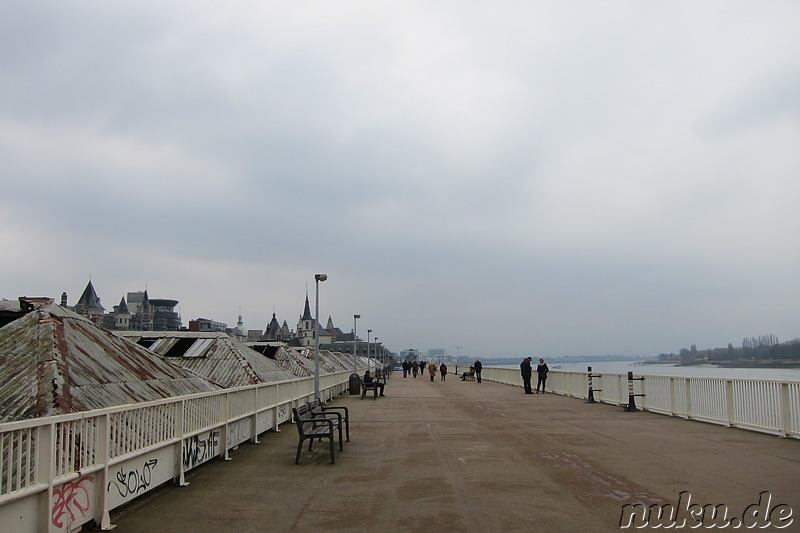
[301,292,313,321]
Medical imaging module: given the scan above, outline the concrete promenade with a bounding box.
[109,371,799,532]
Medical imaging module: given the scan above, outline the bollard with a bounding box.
[625,371,646,412]
[586,366,602,403]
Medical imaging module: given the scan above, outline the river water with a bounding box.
[495,361,800,381]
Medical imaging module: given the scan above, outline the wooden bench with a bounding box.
[307,399,349,442]
[292,403,342,464]
[460,370,475,381]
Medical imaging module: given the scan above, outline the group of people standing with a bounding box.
[520,357,548,394]
[399,357,548,394]
[401,360,449,381]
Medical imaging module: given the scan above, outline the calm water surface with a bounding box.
[495,361,800,381]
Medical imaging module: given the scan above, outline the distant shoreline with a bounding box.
[640,359,800,369]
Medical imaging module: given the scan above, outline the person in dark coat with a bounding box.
[536,358,549,393]
[474,359,482,383]
[439,363,447,381]
[520,357,533,394]
[364,370,385,396]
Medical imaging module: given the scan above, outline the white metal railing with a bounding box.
[3,366,796,532]
[0,372,350,533]
[483,367,800,438]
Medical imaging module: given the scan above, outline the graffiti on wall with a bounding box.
[51,475,93,528]
[183,430,219,469]
[107,458,158,498]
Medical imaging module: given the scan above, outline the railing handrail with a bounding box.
[1,367,796,533]
[482,367,800,439]
[0,371,353,432]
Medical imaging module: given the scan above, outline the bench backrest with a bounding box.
[293,404,313,421]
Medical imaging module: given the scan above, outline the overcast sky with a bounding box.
[2,1,798,359]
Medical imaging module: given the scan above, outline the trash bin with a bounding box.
[349,373,361,395]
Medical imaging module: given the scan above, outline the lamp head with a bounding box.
[315,274,328,282]
[354,314,361,319]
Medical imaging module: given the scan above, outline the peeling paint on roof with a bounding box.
[116,331,299,388]
[0,299,218,423]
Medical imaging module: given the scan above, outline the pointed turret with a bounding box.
[116,296,130,315]
[264,312,282,341]
[76,280,105,313]
[301,293,313,321]
[75,280,105,324]
[112,296,131,330]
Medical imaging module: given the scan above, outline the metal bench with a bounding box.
[292,403,341,464]
[307,399,349,442]
[360,376,379,399]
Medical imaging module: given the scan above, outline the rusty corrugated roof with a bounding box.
[0,300,218,423]
[116,331,298,388]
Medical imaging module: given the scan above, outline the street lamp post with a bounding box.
[374,337,379,376]
[314,273,327,400]
[353,315,360,374]
[367,329,372,375]
[350,314,361,395]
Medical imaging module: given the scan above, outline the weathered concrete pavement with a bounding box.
[108,372,800,532]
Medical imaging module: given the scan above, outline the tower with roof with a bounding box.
[263,312,283,341]
[295,293,332,348]
[296,293,315,347]
[110,296,131,330]
[74,280,105,325]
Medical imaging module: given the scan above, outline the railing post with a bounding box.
[220,392,230,461]
[96,414,115,530]
[669,377,677,416]
[725,380,735,428]
[36,423,54,533]
[273,383,281,433]
[640,373,648,410]
[175,400,189,487]
[251,385,261,444]
[684,378,692,420]
[779,382,791,438]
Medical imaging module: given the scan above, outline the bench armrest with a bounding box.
[300,417,334,431]
[319,405,349,418]
[312,410,342,424]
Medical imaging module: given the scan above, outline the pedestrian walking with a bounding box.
[439,363,447,381]
[428,361,437,382]
[474,359,482,383]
